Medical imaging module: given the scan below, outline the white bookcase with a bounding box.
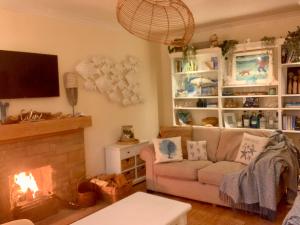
[170,39,300,133]
[170,47,223,127]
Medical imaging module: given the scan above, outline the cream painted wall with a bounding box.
[0,9,160,177]
[158,11,300,126]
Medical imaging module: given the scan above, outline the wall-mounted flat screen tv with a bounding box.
[0,50,59,99]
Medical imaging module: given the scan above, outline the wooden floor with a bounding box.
[37,182,290,225]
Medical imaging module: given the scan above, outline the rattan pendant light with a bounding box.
[116,0,195,46]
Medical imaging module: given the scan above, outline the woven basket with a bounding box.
[77,180,98,207]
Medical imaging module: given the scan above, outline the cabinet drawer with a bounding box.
[136,155,145,165]
[120,147,137,160]
[122,169,135,182]
[137,164,146,177]
[121,156,135,171]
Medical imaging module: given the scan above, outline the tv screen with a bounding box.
[0,50,59,99]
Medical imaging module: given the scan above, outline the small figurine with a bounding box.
[298,70,300,94]
[293,75,298,94]
[209,34,219,48]
[288,72,294,94]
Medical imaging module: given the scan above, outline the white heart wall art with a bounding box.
[76,56,143,106]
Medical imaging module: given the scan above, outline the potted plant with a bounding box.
[283,26,300,63]
[218,40,239,60]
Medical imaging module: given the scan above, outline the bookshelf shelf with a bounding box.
[281,62,300,67]
[174,96,218,99]
[222,84,278,88]
[282,130,300,133]
[222,108,278,111]
[282,94,300,97]
[222,95,278,98]
[173,70,218,76]
[281,108,300,110]
[174,107,218,111]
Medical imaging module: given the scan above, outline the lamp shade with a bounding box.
[116,0,195,46]
[64,72,78,88]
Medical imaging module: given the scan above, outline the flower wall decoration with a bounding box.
[76,56,143,106]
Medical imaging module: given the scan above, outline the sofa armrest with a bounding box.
[140,144,155,163]
[139,144,156,190]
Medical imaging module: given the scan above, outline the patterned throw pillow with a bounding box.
[235,133,269,165]
[153,137,183,164]
[187,140,208,161]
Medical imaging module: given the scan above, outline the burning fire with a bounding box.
[14,172,39,198]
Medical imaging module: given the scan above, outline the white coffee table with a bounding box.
[71,192,191,225]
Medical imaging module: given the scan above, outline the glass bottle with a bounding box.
[257,110,262,128]
[274,112,278,129]
[250,112,258,128]
[268,112,274,129]
[243,111,250,128]
[259,112,267,129]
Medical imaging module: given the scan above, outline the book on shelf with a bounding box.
[285,102,300,108]
[282,115,299,130]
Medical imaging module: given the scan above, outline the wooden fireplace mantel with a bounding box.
[0,116,92,143]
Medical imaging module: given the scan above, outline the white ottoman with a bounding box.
[72,192,191,225]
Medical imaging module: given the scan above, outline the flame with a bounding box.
[14,172,39,198]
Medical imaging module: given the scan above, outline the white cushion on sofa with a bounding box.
[153,137,183,164]
[187,140,207,161]
[235,133,269,165]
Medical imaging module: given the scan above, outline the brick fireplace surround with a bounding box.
[0,116,92,223]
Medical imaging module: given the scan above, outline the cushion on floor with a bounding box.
[154,160,213,181]
[197,161,246,186]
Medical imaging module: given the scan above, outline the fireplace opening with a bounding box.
[8,165,59,222]
[10,165,53,209]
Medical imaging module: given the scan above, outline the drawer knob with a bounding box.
[127,151,130,154]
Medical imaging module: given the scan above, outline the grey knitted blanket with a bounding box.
[219,131,300,220]
[283,195,300,225]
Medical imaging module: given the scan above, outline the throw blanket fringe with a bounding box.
[219,190,276,220]
[219,130,300,221]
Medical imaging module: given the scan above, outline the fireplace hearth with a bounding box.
[0,117,92,223]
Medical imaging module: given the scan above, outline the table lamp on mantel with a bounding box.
[64,72,78,116]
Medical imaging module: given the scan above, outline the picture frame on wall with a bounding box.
[230,50,274,85]
[223,112,237,128]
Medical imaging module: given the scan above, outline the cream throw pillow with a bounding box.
[187,140,208,161]
[235,133,269,165]
[153,137,183,164]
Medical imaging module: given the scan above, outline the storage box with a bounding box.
[100,183,132,203]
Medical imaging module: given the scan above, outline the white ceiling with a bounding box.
[0,0,299,27]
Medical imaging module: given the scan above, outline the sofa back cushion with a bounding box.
[192,126,221,162]
[216,128,272,162]
[159,126,192,159]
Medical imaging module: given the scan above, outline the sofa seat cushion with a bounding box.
[198,161,246,186]
[154,160,213,181]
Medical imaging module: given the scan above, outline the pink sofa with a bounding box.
[140,127,279,206]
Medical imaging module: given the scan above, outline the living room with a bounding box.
[0,0,300,225]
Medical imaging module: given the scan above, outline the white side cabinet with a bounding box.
[105,140,149,184]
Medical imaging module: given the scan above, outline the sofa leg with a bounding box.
[146,189,155,194]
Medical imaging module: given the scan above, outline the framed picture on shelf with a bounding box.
[230,50,274,85]
[223,112,237,128]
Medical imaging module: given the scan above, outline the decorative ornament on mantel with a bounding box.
[116,0,195,47]
[76,56,143,106]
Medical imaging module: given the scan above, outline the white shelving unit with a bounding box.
[170,47,222,127]
[170,39,300,132]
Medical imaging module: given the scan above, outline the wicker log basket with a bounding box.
[116,0,195,46]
